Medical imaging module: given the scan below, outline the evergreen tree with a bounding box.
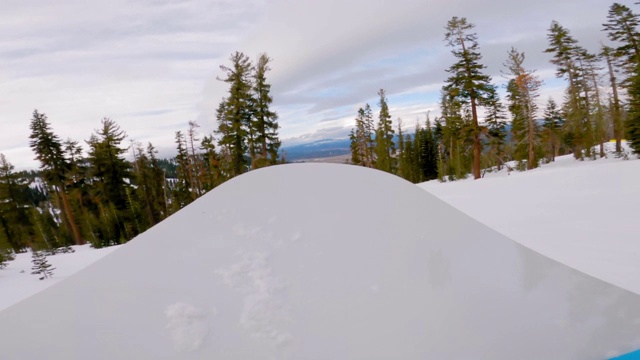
[396,118,406,177]
[443,16,495,179]
[541,98,565,162]
[251,53,280,167]
[437,91,472,181]
[173,131,193,210]
[0,221,15,268]
[374,89,395,173]
[200,135,222,191]
[483,91,508,170]
[216,52,253,177]
[545,22,593,158]
[505,47,542,170]
[31,250,55,280]
[417,117,439,181]
[131,143,166,230]
[0,154,33,250]
[187,121,204,197]
[602,45,624,153]
[86,118,133,243]
[351,105,375,168]
[603,3,640,154]
[29,110,83,245]
[603,3,640,71]
[349,128,362,166]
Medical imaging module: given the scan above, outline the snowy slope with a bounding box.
[1,163,640,359]
[0,245,120,311]
[420,148,640,295]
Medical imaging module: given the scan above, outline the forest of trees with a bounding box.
[350,2,640,182]
[0,52,280,268]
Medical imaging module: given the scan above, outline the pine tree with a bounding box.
[86,118,133,243]
[29,110,83,245]
[437,91,472,181]
[505,47,542,170]
[187,121,204,197]
[351,105,375,168]
[444,16,495,179]
[417,117,439,181]
[349,128,362,166]
[483,91,508,170]
[31,250,55,280]
[200,135,222,191]
[131,143,166,230]
[541,98,565,162]
[0,221,15,269]
[216,52,253,177]
[374,89,395,173]
[251,53,280,167]
[0,154,33,250]
[602,45,624,153]
[396,118,406,177]
[603,3,640,154]
[545,22,589,158]
[603,3,640,71]
[173,131,193,210]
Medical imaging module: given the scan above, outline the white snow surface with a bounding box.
[420,146,640,295]
[0,162,640,359]
[0,244,120,311]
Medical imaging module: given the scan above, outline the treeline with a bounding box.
[0,51,280,268]
[350,2,640,182]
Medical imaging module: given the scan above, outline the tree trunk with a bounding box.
[58,186,84,245]
[605,50,623,153]
[470,93,481,180]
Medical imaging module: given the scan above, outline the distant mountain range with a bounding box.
[281,139,351,161]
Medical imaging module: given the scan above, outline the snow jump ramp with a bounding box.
[1,164,640,359]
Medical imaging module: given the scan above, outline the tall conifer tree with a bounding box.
[29,110,83,245]
[443,16,496,179]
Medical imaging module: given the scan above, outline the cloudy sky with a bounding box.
[0,0,635,169]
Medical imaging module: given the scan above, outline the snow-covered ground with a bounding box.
[1,163,640,359]
[420,144,640,295]
[0,245,120,311]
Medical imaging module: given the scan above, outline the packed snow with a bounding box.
[0,163,640,359]
[0,244,120,311]
[420,144,640,295]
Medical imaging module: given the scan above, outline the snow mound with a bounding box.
[1,163,640,359]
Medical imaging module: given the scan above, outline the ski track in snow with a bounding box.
[165,302,211,352]
[215,251,292,349]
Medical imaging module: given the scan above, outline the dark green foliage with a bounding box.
[396,119,438,183]
[86,118,134,244]
[29,110,83,245]
[435,92,473,181]
[216,52,253,178]
[350,104,375,167]
[374,89,395,172]
[627,72,640,154]
[31,250,55,280]
[172,131,194,210]
[541,98,566,162]
[0,221,15,268]
[603,3,640,155]
[483,91,508,170]
[251,53,281,166]
[505,48,542,170]
[443,16,496,179]
[0,154,33,250]
[200,135,223,191]
[603,3,640,71]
